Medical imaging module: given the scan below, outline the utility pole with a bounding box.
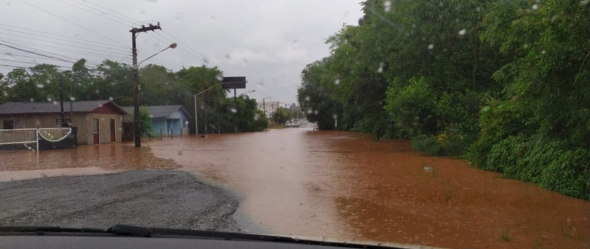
[131,23,161,148]
[233,88,237,133]
[204,93,208,134]
[59,73,66,127]
[193,83,219,137]
[69,76,73,122]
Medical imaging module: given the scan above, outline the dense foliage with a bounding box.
[297,0,590,199]
[271,107,291,125]
[139,106,153,138]
[0,60,267,134]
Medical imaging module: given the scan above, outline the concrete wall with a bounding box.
[0,113,122,145]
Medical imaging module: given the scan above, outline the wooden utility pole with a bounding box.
[59,73,66,127]
[69,76,73,122]
[205,92,208,134]
[233,88,237,133]
[131,23,161,148]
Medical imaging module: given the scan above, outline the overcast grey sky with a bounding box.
[1,0,364,104]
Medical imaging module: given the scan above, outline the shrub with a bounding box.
[411,134,442,155]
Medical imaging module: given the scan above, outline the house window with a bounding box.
[56,119,72,127]
[3,120,18,129]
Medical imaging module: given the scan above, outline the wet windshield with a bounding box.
[1,0,589,248]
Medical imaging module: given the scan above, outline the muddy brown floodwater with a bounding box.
[146,129,589,249]
[0,143,179,181]
[1,128,588,249]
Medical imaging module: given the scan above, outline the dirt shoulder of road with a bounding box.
[0,169,240,232]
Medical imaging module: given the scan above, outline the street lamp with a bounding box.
[138,43,177,66]
[239,90,256,97]
[133,42,177,147]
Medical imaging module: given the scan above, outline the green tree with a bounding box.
[271,107,290,125]
[139,106,153,137]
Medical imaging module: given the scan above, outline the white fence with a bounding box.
[0,128,39,152]
[0,128,72,152]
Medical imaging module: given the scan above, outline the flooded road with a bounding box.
[1,128,588,249]
[145,129,589,249]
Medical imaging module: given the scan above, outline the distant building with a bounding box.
[257,101,281,117]
[0,100,127,145]
[122,105,192,137]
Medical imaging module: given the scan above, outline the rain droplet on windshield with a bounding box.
[216,74,223,81]
[230,108,237,113]
[52,101,58,105]
[307,109,313,114]
[70,96,75,101]
[36,84,44,88]
[314,110,319,115]
[428,44,434,50]
[254,114,260,120]
[335,79,340,85]
[305,96,310,101]
[532,4,539,10]
[47,97,52,102]
[29,98,34,102]
[458,29,467,36]
[109,97,114,101]
[541,50,546,54]
[377,62,384,73]
[383,0,391,12]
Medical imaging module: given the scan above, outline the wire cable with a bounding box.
[0,32,130,55]
[0,39,131,63]
[0,43,99,68]
[0,24,128,49]
[55,0,134,28]
[17,0,129,48]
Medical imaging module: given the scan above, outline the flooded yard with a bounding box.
[1,128,588,249]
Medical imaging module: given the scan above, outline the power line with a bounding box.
[0,64,67,69]
[1,43,76,64]
[0,39,131,62]
[0,59,81,71]
[7,52,101,68]
[0,43,99,69]
[52,0,168,67]
[0,28,129,52]
[71,0,234,74]
[0,32,130,55]
[69,0,141,24]
[0,24,128,49]
[4,53,102,66]
[17,0,129,49]
[55,0,134,28]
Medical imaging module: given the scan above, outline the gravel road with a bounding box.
[0,170,240,232]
